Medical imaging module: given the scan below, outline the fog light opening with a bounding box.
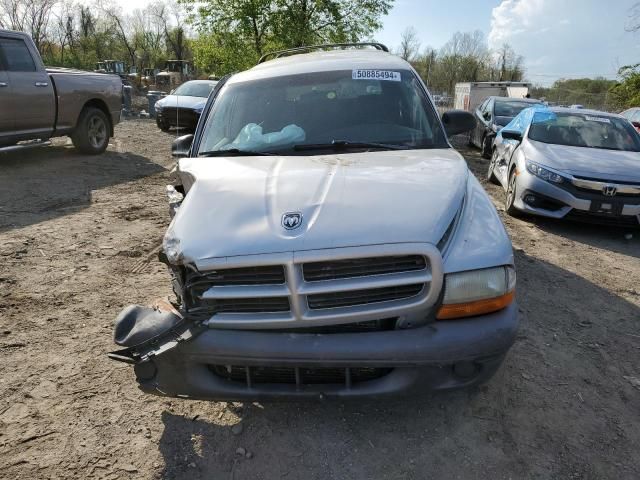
[522,192,565,211]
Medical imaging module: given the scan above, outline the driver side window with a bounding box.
[483,99,494,118]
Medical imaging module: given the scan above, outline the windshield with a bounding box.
[197,69,448,155]
[528,112,640,152]
[173,82,216,98]
[495,100,541,117]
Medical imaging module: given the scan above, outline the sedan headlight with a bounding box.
[526,160,564,184]
[437,266,516,320]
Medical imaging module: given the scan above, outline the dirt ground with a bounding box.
[1,119,639,480]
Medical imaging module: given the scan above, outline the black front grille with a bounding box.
[573,176,640,199]
[160,107,199,126]
[210,365,392,385]
[203,297,290,313]
[565,209,640,227]
[269,318,398,333]
[190,266,285,287]
[303,255,426,281]
[307,284,424,309]
[573,186,640,199]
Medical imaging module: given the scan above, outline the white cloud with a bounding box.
[488,0,638,84]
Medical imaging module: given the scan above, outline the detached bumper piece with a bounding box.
[110,302,518,401]
[108,304,202,368]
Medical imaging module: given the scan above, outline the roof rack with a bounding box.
[258,42,390,64]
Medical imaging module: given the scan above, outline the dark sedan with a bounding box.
[155,80,218,132]
[469,96,543,158]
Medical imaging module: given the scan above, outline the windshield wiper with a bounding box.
[199,148,274,157]
[293,140,408,152]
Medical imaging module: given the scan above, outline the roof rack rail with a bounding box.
[258,42,390,64]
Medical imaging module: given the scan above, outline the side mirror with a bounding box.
[172,134,194,158]
[483,111,491,121]
[501,130,523,142]
[441,110,476,137]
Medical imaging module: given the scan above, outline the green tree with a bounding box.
[183,0,393,74]
[609,64,640,110]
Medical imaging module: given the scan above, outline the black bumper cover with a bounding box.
[111,302,519,401]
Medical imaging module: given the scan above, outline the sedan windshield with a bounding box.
[173,81,217,98]
[197,70,448,155]
[528,112,640,152]
[495,100,542,117]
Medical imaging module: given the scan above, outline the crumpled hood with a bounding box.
[527,140,640,182]
[171,149,469,262]
[157,95,206,110]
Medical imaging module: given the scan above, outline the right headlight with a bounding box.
[162,223,183,264]
[437,266,516,320]
[526,160,564,184]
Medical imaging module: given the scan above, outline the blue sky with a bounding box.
[116,0,640,86]
[375,0,499,50]
[375,0,640,86]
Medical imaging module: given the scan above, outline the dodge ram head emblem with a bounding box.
[282,212,303,230]
[602,185,617,197]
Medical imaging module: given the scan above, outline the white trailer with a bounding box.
[454,82,531,112]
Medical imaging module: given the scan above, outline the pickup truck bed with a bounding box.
[0,30,122,154]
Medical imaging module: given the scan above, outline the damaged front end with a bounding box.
[108,181,204,380]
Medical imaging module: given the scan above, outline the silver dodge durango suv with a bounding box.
[109,44,518,400]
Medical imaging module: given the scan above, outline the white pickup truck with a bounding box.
[0,29,122,154]
[110,44,518,401]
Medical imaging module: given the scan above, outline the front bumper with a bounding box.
[114,302,519,401]
[514,172,640,226]
[156,108,200,129]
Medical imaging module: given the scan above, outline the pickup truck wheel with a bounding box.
[71,107,110,154]
[505,169,521,217]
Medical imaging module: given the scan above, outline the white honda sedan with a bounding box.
[489,107,640,227]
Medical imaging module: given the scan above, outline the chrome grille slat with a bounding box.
[297,270,431,295]
[200,284,289,299]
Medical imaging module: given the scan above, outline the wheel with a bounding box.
[481,135,493,158]
[156,118,171,132]
[468,132,475,147]
[71,107,110,154]
[505,168,521,217]
[487,149,500,185]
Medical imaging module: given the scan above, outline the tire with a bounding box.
[468,132,475,147]
[487,149,500,185]
[156,118,171,132]
[481,135,493,159]
[505,168,521,217]
[71,107,110,155]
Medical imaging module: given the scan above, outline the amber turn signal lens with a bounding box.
[436,291,514,320]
